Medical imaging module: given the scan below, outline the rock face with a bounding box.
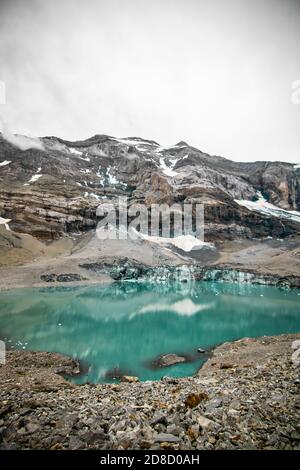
[0,133,299,241]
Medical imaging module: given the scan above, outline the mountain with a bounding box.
[0,133,299,241]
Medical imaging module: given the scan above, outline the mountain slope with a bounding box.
[0,133,299,240]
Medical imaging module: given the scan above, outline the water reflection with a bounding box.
[0,281,299,383]
[138,299,215,316]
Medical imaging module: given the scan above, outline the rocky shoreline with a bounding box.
[0,334,299,450]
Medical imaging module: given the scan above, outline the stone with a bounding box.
[155,433,181,443]
[105,367,133,380]
[187,424,200,440]
[147,353,186,369]
[40,274,56,283]
[291,349,300,366]
[205,397,222,411]
[219,362,234,369]
[68,435,85,450]
[150,413,168,426]
[197,415,216,430]
[120,376,139,383]
[25,422,39,434]
[185,392,209,408]
[166,424,180,436]
[291,340,300,350]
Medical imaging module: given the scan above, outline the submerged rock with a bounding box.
[145,353,187,369]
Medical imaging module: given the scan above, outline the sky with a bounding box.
[0,0,299,162]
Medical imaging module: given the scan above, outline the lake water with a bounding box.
[0,281,299,383]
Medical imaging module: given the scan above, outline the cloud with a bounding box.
[0,119,44,151]
[0,0,299,162]
[137,299,215,317]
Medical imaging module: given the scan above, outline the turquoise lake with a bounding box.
[0,281,299,383]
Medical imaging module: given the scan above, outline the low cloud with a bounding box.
[0,119,44,151]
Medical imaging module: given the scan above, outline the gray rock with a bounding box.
[197,415,216,430]
[147,353,186,369]
[291,349,300,366]
[291,340,300,350]
[25,422,39,434]
[68,435,85,450]
[155,433,181,443]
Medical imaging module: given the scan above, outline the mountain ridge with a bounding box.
[0,132,299,241]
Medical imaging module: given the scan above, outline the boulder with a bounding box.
[146,353,186,370]
[120,376,139,383]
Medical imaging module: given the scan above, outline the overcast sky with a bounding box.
[0,0,299,162]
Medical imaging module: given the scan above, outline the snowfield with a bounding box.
[159,157,178,178]
[0,160,11,167]
[131,228,214,252]
[235,191,300,224]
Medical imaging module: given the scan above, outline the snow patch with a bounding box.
[89,193,102,201]
[107,168,119,185]
[112,137,159,148]
[0,217,11,230]
[69,147,83,156]
[159,157,178,177]
[97,170,105,187]
[156,143,187,153]
[83,192,102,201]
[235,191,300,223]
[80,155,90,162]
[24,167,42,185]
[106,168,127,188]
[28,174,42,183]
[131,228,213,252]
[69,147,90,161]
[0,160,11,167]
